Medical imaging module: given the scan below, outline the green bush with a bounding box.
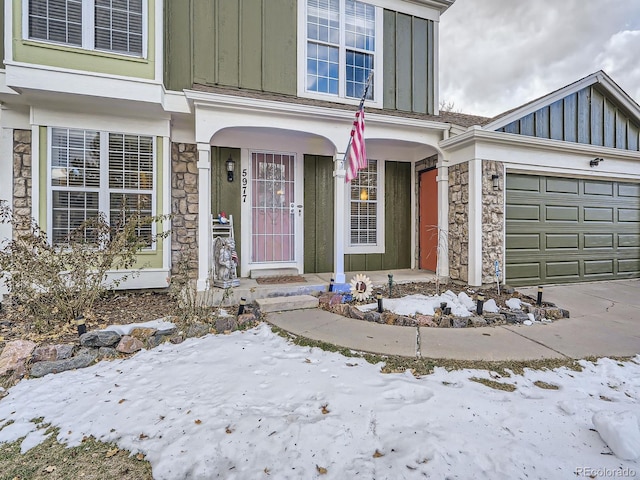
[0,201,170,331]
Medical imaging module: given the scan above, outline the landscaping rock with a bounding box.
[75,347,99,361]
[187,323,211,337]
[349,306,365,320]
[30,354,96,378]
[469,316,488,327]
[318,293,334,306]
[544,307,566,320]
[396,316,416,327]
[363,311,381,323]
[484,313,506,325]
[31,344,74,363]
[237,313,257,327]
[452,317,469,328]
[129,327,157,341]
[0,340,37,377]
[146,335,164,349]
[438,316,452,328]
[329,294,343,306]
[560,309,570,318]
[214,318,236,333]
[169,334,184,344]
[503,310,529,324]
[416,315,437,327]
[80,330,121,347]
[332,304,350,317]
[503,285,516,294]
[98,347,118,359]
[116,336,144,354]
[381,312,398,325]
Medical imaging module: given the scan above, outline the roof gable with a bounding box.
[483,71,640,152]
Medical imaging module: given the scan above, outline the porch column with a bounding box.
[197,143,212,291]
[468,158,483,286]
[333,152,347,284]
[436,163,450,279]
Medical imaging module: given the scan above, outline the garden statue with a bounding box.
[212,237,240,288]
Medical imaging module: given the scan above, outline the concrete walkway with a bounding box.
[267,279,640,361]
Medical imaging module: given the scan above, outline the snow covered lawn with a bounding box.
[0,324,639,479]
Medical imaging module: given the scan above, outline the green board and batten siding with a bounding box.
[505,173,640,285]
[499,86,640,151]
[165,0,297,94]
[211,147,242,258]
[303,159,411,273]
[165,2,436,115]
[383,11,436,115]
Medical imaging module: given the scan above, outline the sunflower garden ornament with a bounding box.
[350,274,373,301]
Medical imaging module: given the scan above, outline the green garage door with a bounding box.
[506,173,640,285]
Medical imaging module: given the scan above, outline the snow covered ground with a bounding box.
[0,324,639,479]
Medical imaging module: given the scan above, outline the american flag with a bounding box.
[345,105,367,183]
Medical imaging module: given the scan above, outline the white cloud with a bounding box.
[439,0,640,116]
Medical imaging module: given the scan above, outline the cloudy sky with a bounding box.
[439,0,640,118]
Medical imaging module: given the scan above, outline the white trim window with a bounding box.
[49,127,155,246]
[302,0,383,106]
[346,159,384,253]
[26,0,145,57]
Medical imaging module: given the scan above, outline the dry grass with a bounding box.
[533,380,560,390]
[0,423,152,480]
[469,377,517,392]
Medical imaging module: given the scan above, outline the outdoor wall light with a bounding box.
[590,157,604,168]
[491,174,500,190]
[226,157,236,182]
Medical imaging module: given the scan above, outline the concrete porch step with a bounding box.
[256,294,319,313]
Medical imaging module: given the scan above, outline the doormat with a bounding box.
[255,275,307,285]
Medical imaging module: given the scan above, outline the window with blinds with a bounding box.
[49,128,155,246]
[27,0,144,56]
[349,159,378,245]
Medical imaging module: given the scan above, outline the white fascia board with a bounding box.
[5,61,164,104]
[371,0,448,19]
[483,74,600,131]
[186,89,450,131]
[161,89,191,114]
[598,73,640,120]
[441,128,640,161]
[31,107,170,137]
[0,71,20,95]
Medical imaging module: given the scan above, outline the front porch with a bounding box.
[197,269,437,306]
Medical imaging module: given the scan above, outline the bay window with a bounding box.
[26,0,144,56]
[49,128,154,246]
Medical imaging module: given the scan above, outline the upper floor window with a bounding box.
[304,0,381,104]
[27,0,144,56]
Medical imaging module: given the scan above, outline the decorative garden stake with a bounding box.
[388,274,394,296]
[537,287,543,306]
[238,297,246,315]
[377,293,383,313]
[476,293,485,315]
[329,278,335,292]
[76,315,86,336]
[350,274,373,301]
[494,260,501,295]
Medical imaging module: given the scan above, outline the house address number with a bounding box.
[242,168,248,203]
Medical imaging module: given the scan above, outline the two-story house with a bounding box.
[1,0,639,300]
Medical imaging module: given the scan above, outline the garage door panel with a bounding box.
[584,207,613,222]
[584,234,613,248]
[506,233,540,250]
[546,178,578,194]
[584,260,614,275]
[618,259,640,274]
[506,174,640,285]
[584,181,614,196]
[619,183,640,197]
[546,205,578,221]
[619,234,640,247]
[546,261,580,278]
[546,234,578,249]
[619,208,640,222]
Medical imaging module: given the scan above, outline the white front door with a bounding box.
[248,151,302,270]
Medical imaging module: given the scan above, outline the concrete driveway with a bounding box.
[513,279,640,359]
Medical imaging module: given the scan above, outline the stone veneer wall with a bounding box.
[415,155,438,269]
[448,162,469,282]
[13,130,32,238]
[481,160,505,284]
[171,143,199,278]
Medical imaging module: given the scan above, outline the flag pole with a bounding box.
[343,71,374,173]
